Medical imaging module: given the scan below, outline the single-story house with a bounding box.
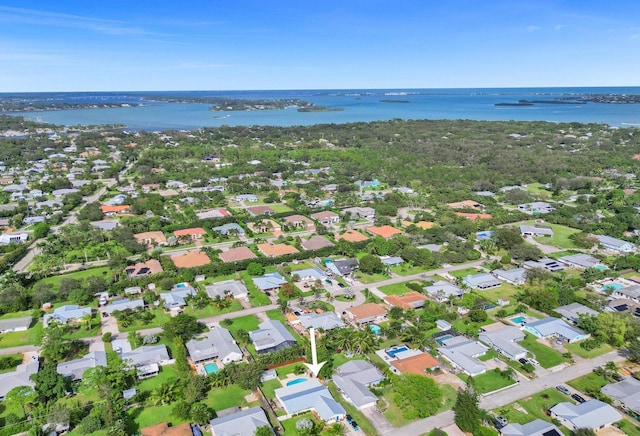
[436,320,452,331]
[522,258,564,272]
[601,377,640,415]
[248,219,281,235]
[326,259,359,277]
[424,281,464,302]
[0,232,29,245]
[500,419,562,436]
[186,326,243,364]
[345,303,387,325]
[125,259,164,277]
[159,286,197,310]
[170,250,211,268]
[275,379,346,422]
[492,268,527,285]
[549,400,622,431]
[90,220,120,231]
[478,325,528,361]
[219,246,257,263]
[211,223,245,237]
[282,214,315,231]
[103,298,145,315]
[292,267,326,282]
[343,206,375,220]
[390,352,441,377]
[463,273,502,290]
[611,285,640,303]
[249,320,297,354]
[120,345,171,379]
[297,312,345,331]
[593,235,636,253]
[333,360,384,410]
[310,211,340,226]
[437,336,488,376]
[366,225,403,239]
[334,229,369,243]
[210,406,273,436]
[517,202,554,214]
[257,243,299,257]
[523,317,589,343]
[300,235,335,251]
[246,205,275,216]
[196,208,230,220]
[134,231,167,246]
[519,225,554,237]
[380,256,404,267]
[448,200,484,209]
[0,360,39,400]
[57,351,108,381]
[557,253,601,269]
[100,205,131,216]
[235,194,258,203]
[205,280,248,299]
[0,316,32,333]
[383,291,428,310]
[252,272,287,292]
[173,227,207,241]
[43,304,92,328]
[554,303,598,324]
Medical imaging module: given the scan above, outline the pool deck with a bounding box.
[281,373,310,387]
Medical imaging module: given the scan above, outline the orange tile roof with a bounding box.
[633,154,640,160]
[447,200,483,209]
[171,250,211,268]
[134,231,167,244]
[125,259,164,276]
[311,211,340,221]
[390,352,441,376]
[346,303,386,321]
[455,212,492,221]
[383,291,428,309]
[173,227,207,237]
[100,204,131,214]
[282,214,314,225]
[335,229,369,242]
[219,246,258,262]
[257,243,299,257]
[366,225,403,239]
[141,422,193,436]
[403,220,435,229]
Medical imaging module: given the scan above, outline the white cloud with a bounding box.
[554,24,566,31]
[527,25,541,32]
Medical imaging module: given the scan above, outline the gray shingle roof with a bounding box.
[550,400,622,430]
[210,406,272,436]
[186,327,242,363]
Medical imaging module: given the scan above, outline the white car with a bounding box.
[528,358,540,366]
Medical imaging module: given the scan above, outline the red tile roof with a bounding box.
[171,251,211,268]
[366,225,403,239]
[219,246,257,262]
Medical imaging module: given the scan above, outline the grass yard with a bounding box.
[494,388,571,427]
[117,308,173,332]
[0,322,44,348]
[239,271,272,306]
[391,264,430,276]
[186,299,243,318]
[380,385,416,427]
[472,282,520,303]
[438,384,458,413]
[204,385,256,410]
[0,309,34,320]
[449,267,483,279]
[223,314,260,339]
[379,281,418,296]
[518,333,567,368]
[355,271,391,284]
[260,378,282,399]
[274,362,306,378]
[281,412,320,436]
[567,371,608,393]
[451,317,494,337]
[462,370,516,394]
[518,220,581,249]
[39,266,111,287]
[564,341,614,359]
[616,419,640,436]
[525,183,552,195]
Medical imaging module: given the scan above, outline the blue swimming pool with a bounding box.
[603,283,623,291]
[511,316,526,325]
[435,334,454,345]
[595,265,607,271]
[369,325,381,335]
[286,378,307,386]
[386,345,409,358]
[476,231,494,240]
[175,283,187,289]
[204,363,219,375]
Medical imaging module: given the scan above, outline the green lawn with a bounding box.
[472,282,520,303]
[274,362,306,378]
[204,385,256,410]
[567,371,608,393]
[494,388,571,427]
[518,333,567,368]
[461,370,516,394]
[380,384,416,427]
[239,271,272,306]
[451,317,494,337]
[185,299,243,318]
[281,412,320,436]
[136,365,179,393]
[438,384,458,413]
[39,266,111,287]
[118,308,173,332]
[449,267,483,279]
[224,314,260,340]
[0,353,23,374]
[260,378,282,399]
[354,271,391,284]
[391,264,430,276]
[525,183,552,195]
[379,280,426,296]
[564,341,614,359]
[0,309,34,320]
[517,220,581,249]
[0,322,44,348]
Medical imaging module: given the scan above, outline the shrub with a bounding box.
[101,332,112,343]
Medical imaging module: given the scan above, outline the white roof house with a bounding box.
[463,273,502,290]
[593,235,636,253]
[103,298,144,315]
[57,351,107,381]
[601,378,640,415]
[275,379,345,422]
[333,360,384,410]
[43,305,91,328]
[159,286,197,309]
[205,280,248,299]
[500,419,562,436]
[478,326,527,361]
[0,316,32,333]
[557,253,601,269]
[492,268,527,285]
[0,232,29,245]
[554,303,598,323]
[210,406,273,436]
[0,360,39,400]
[297,312,345,331]
[249,320,297,354]
[424,281,464,302]
[519,225,554,237]
[437,336,488,376]
[549,400,622,431]
[523,317,590,343]
[186,327,243,364]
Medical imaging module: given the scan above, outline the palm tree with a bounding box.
[354,328,378,355]
[603,361,618,381]
[401,325,426,349]
[324,423,346,435]
[334,329,356,353]
[148,382,177,406]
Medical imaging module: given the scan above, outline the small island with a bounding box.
[297,106,344,112]
[380,99,410,103]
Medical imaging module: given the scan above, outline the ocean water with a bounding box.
[6,87,640,131]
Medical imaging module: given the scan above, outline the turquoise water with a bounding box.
[511,316,526,324]
[435,334,454,345]
[603,283,623,291]
[595,265,608,271]
[369,325,381,335]
[286,378,307,386]
[13,87,640,130]
[204,363,219,374]
[175,283,186,289]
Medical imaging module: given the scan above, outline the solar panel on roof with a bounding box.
[138,267,150,275]
[614,304,628,311]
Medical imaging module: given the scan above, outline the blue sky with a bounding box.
[2,1,639,91]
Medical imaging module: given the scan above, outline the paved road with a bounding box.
[384,349,626,435]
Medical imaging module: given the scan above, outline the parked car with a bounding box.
[529,358,540,366]
[325,279,333,285]
[571,393,586,403]
[518,358,528,365]
[556,385,571,395]
[337,282,345,288]
[612,373,624,382]
[493,416,508,429]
